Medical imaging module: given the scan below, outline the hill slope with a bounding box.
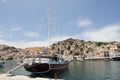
[0,38,120,59]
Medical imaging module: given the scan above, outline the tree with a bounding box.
[74,52,79,55]
[70,51,73,54]
[51,46,55,50]
[7,57,13,60]
[69,41,73,45]
[67,46,70,50]
[75,43,79,48]
[80,48,83,52]
[96,42,108,46]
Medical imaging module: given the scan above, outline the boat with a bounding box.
[0,60,5,67]
[24,55,72,73]
[76,54,85,61]
[24,6,72,74]
[110,54,120,61]
[76,57,84,61]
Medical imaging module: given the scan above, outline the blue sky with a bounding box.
[0,0,120,48]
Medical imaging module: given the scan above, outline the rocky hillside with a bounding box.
[50,38,120,58]
[0,45,26,60]
[0,38,120,60]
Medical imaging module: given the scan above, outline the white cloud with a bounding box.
[11,26,22,32]
[0,35,72,48]
[24,32,39,38]
[77,19,92,27]
[81,24,120,42]
[1,0,8,4]
[0,39,47,49]
[1,24,120,48]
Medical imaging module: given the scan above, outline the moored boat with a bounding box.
[110,54,120,61]
[76,57,84,61]
[76,55,85,62]
[0,60,5,67]
[24,55,72,73]
[23,4,73,74]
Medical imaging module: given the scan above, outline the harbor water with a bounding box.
[0,60,120,80]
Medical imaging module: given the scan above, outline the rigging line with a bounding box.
[36,8,49,34]
[57,21,62,57]
[59,21,62,57]
[48,5,51,50]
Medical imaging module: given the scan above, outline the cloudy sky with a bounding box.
[0,0,120,48]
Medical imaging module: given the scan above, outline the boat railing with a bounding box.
[24,57,71,65]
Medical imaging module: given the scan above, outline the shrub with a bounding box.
[7,57,13,60]
[96,42,108,46]
[74,52,79,55]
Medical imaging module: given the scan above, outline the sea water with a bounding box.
[0,60,120,80]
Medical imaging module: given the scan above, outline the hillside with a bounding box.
[0,45,26,60]
[50,38,120,58]
[0,38,120,60]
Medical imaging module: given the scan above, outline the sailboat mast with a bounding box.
[59,22,62,56]
[48,6,51,53]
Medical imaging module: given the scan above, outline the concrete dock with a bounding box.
[0,74,64,80]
